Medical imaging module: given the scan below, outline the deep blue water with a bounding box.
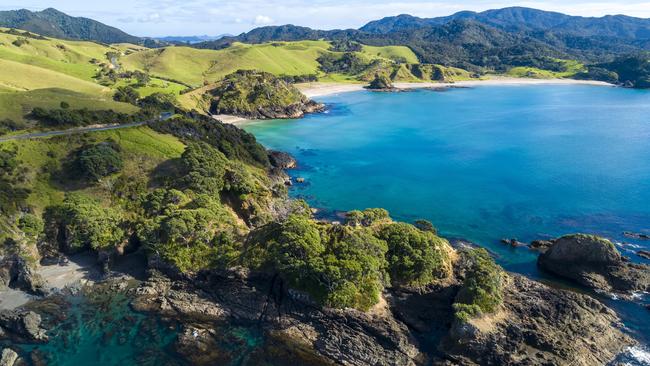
[244,85,650,346]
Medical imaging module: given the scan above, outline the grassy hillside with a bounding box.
[2,126,185,215]
[0,58,108,93]
[0,29,112,81]
[0,88,137,123]
[122,40,421,87]
[362,45,419,64]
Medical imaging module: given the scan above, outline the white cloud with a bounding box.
[137,12,163,23]
[253,15,274,25]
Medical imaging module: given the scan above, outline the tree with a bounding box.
[453,249,504,322]
[179,142,229,195]
[74,142,123,181]
[44,194,125,252]
[379,223,452,286]
[113,86,140,104]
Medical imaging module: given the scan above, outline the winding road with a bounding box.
[0,122,146,142]
[0,113,175,143]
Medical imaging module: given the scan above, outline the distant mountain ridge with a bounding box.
[0,8,141,44]
[360,7,650,39]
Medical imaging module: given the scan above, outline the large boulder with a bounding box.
[0,310,48,342]
[0,349,18,366]
[441,274,634,365]
[538,234,650,295]
[0,256,48,296]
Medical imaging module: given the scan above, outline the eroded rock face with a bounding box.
[131,270,422,366]
[0,256,48,296]
[0,310,48,342]
[268,151,297,169]
[130,263,634,366]
[538,234,650,295]
[441,274,633,366]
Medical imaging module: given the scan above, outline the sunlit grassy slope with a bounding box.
[122,41,420,87]
[0,88,138,123]
[362,45,419,64]
[2,126,185,213]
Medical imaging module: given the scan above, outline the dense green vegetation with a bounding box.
[378,223,453,286]
[208,70,310,117]
[71,141,124,182]
[367,73,394,89]
[453,249,504,322]
[599,53,650,88]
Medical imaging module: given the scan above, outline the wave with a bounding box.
[614,346,650,366]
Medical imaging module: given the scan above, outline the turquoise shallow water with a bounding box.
[244,85,650,344]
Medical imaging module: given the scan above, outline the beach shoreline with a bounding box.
[214,77,614,125]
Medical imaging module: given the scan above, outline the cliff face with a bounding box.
[130,259,634,366]
[538,234,650,296]
[208,70,325,119]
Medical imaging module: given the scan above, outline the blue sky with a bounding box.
[2,0,650,37]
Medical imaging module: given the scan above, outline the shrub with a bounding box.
[379,223,452,286]
[44,194,125,252]
[74,141,124,182]
[18,214,43,237]
[179,142,229,195]
[453,249,504,322]
[113,86,140,104]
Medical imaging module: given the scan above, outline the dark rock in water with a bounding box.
[538,234,650,296]
[0,255,48,296]
[441,274,633,365]
[0,310,48,342]
[637,250,650,260]
[0,348,19,366]
[529,239,554,252]
[268,150,297,169]
[131,262,633,366]
[623,231,650,240]
[500,238,526,247]
[131,270,421,366]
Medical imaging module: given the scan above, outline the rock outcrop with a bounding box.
[131,270,422,366]
[209,70,325,119]
[0,255,48,296]
[440,274,633,365]
[0,349,18,366]
[268,150,297,169]
[130,263,633,366]
[538,234,650,296]
[0,310,48,342]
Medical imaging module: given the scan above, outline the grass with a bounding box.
[121,41,424,88]
[121,41,331,87]
[0,29,113,81]
[1,126,185,214]
[0,58,109,94]
[361,45,419,64]
[506,59,586,79]
[0,88,138,123]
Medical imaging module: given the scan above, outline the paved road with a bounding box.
[0,121,147,142]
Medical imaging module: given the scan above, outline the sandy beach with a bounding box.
[215,77,613,125]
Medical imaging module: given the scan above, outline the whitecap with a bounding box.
[623,346,650,365]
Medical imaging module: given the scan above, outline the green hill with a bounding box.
[0,8,141,44]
